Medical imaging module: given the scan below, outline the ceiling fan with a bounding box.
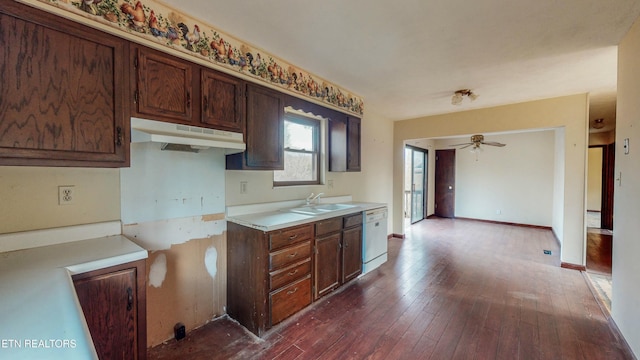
[450,134,506,150]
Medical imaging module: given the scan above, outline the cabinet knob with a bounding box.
[203,96,208,112]
[287,252,298,258]
[287,287,298,295]
[126,287,133,311]
[186,91,191,108]
[288,234,298,240]
[287,269,298,277]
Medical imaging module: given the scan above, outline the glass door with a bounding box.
[406,146,427,224]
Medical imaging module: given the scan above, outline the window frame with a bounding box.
[273,114,321,187]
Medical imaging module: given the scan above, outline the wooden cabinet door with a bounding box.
[314,233,341,300]
[74,268,138,360]
[227,83,283,169]
[342,226,363,283]
[133,46,195,123]
[347,116,362,171]
[201,69,244,132]
[0,2,129,167]
[329,115,361,172]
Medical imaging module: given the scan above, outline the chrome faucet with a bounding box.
[305,193,315,205]
[310,192,324,205]
[305,192,324,205]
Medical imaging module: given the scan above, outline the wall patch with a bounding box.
[149,253,167,288]
[204,246,218,279]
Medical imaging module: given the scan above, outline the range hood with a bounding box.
[130,117,245,154]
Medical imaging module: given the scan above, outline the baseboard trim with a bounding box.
[581,272,637,360]
[390,234,405,239]
[561,262,586,271]
[454,217,552,230]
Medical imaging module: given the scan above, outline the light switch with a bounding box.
[624,138,630,155]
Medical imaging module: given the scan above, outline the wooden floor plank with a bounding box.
[149,218,633,360]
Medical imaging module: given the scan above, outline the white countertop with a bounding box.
[0,234,147,360]
[227,200,386,232]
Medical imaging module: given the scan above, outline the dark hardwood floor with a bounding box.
[149,218,632,359]
[586,229,613,275]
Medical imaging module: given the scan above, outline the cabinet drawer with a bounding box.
[315,217,342,237]
[269,224,313,251]
[270,275,312,326]
[269,258,311,290]
[269,241,311,271]
[344,213,363,228]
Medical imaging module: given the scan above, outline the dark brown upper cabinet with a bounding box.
[0,1,129,167]
[346,116,362,171]
[132,46,196,124]
[329,115,361,172]
[226,83,284,170]
[201,69,244,133]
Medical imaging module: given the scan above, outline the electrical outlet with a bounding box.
[240,181,248,194]
[58,186,75,205]
[328,179,334,189]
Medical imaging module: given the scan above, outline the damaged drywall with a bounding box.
[148,253,167,288]
[144,234,227,347]
[204,246,218,279]
[122,213,225,250]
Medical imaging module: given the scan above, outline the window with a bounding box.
[274,115,321,186]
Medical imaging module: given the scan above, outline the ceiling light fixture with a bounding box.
[451,89,478,105]
[593,118,605,129]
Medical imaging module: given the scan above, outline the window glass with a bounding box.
[274,116,320,185]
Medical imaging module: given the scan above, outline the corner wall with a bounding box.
[393,94,588,266]
[613,14,640,357]
[120,143,228,346]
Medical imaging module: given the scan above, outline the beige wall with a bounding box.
[394,94,589,265]
[586,147,603,211]
[613,14,640,357]
[0,167,120,234]
[433,130,556,226]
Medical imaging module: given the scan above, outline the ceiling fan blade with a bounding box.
[482,141,506,147]
[459,144,475,149]
[449,142,473,147]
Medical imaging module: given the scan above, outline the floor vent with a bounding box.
[543,250,552,255]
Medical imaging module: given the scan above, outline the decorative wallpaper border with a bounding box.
[38,0,364,115]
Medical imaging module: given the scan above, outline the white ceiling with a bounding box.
[165,0,640,129]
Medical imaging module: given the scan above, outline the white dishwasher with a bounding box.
[362,207,388,274]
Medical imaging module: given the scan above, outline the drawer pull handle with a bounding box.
[289,234,298,240]
[287,287,298,295]
[287,252,298,258]
[288,269,298,276]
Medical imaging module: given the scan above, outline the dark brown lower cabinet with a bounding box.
[314,233,341,299]
[342,225,363,283]
[228,212,363,336]
[72,260,147,360]
[313,213,363,300]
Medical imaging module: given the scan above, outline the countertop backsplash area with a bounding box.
[119,141,229,347]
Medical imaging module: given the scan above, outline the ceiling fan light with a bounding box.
[593,118,605,129]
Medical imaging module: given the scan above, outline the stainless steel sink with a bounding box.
[286,203,356,216]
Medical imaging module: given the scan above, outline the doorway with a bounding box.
[586,144,614,311]
[434,149,456,218]
[404,146,427,224]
